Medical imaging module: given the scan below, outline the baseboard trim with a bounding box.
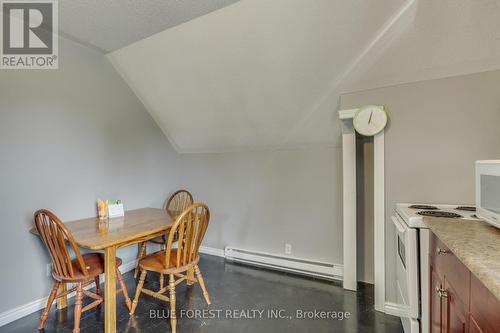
[0,259,137,328]
[0,296,47,328]
[199,245,225,257]
[384,301,408,317]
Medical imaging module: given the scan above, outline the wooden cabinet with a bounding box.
[469,273,500,333]
[443,275,467,333]
[468,316,484,333]
[430,262,443,333]
[430,232,500,333]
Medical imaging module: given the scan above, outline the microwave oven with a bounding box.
[476,160,500,229]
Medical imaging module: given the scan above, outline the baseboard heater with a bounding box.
[224,246,343,281]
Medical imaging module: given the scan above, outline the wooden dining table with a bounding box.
[30,207,188,333]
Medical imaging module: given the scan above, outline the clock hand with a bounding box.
[368,111,373,124]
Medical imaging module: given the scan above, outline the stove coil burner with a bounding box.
[455,206,476,212]
[417,211,463,218]
[409,205,439,210]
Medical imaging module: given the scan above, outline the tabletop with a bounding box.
[31,207,175,250]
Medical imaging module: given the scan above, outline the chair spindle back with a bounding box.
[164,204,210,269]
[34,210,88,279]
[164,189,194,218]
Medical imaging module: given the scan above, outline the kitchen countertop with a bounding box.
[424,217,500,301]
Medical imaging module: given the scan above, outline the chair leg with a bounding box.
[134,242,147,279]
[39,282,60,330]
[194,265,211,305]
[159,244,166,289]
[73,283,83,333]
[169,274,177,333]
[94,275,101,296]
[130,270,147,315]
[117,268,132,312]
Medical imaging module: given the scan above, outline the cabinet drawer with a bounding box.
[430,232,470,306]
[470,273,500,333]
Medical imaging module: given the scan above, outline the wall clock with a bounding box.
[353,105,388,136]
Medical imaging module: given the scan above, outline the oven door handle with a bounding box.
[391,215,406,234]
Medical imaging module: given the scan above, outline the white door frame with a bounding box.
[339,108,385,312]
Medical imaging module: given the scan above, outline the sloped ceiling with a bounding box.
[108,0,405,152]
[106,0,500,153]
[59,0,241,52]
[343,0,500,92]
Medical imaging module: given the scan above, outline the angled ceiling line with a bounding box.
[58,0,243,53]
[107,54,183,153]
[282,0,416,145]
[58,30,107,54]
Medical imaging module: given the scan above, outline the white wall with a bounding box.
[0,36,181,313]
[340,69,500,302]
[178,147,343,264]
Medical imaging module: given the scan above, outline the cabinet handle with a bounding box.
[436,248,448,255]
[436,287,448,298]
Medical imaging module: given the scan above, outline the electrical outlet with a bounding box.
[46,263,53,277]
[285,243,292,255]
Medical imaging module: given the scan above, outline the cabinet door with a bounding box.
[443,276,467,333]
[469,315,484,333]
[470,273,500,333]
[430,263,443,333]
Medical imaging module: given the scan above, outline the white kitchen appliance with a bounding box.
[476,160,500,229]
[392,203,479,333]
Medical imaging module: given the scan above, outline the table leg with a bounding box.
[104,246,117,333]
[56,283,67,309]
[187,267,195,286]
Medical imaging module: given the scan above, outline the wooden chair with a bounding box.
[134,189,194,289]
[130,203,211,333]
[34,210,132,333]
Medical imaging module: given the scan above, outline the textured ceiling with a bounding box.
[343,0,500,92]
[108,0,405,152]
[59,0,241,52]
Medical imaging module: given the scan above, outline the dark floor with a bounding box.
[1,254,403,333]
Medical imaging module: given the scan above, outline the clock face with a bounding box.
[353,105,387,136]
